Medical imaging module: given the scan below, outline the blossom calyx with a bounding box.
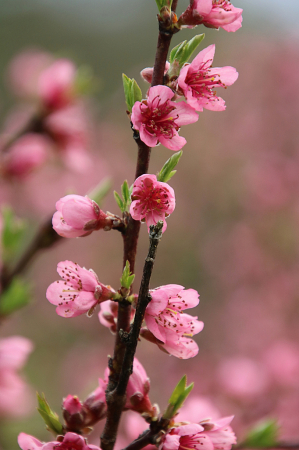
[52,195,114,238]
[46,261,117,318]
[62,395,85,431]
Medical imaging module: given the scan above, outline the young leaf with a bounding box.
[37,393,64,435]
[182,34,205,65]
[157,150,183,182]
[123,73,133,112]
[241,419,279,448]
[131,80,142,105]
[0,278,31,316]
[169,41,187,64]
[120,260,135,289]
[163,375,194,419]
[88,178,111,207]
[121,180,130,204]
[114,191,124,211]
[2,206,27,263]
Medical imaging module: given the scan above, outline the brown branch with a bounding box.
[101,222,163,450]
[121,416,170,450]
[101,5,179,448]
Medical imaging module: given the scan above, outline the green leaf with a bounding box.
[121,180,130,204]
[122,74,142,113]
[74,65,99,96]
[182,34,205,65]
[0,278,31,316]
[163,375,194,419]
[131,80,142,104]
[169,41,186,64]
[241,419,279,448]
[120,260,135,289]
[169,34,205,69]
[114,191,124,211]
[1,206,27,263]
[37,393,63,435]
[123,73,133,112]
[88,178,112,207]
[157,150,183,182]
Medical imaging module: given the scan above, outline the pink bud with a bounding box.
[52,195,113,238]
[38,59,77,110]
[18,432,102,450]
[125,358,153,414]
[2,134,49,178]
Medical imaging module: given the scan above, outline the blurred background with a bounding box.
[0,1,299,449]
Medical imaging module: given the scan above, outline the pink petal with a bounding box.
[179,288,200,308]
[173,102,198,127]
[144,314,166,343]
[176,424,204,436]
[159,133,187,151]
[61,198,96,228]
[139,125,159,147]
[147,85,174,105]
[55,304,84,318]
[162,335,199,359]
[46,280,73,306]
[209,66,239,86]
[191,44,215,72]
[193,0,212,15]
[52,211,86,238]
[147,289,169,315]
[18,433,45,450]
[163,434,180,450]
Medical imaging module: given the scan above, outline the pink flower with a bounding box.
[131,85,198,151]
[140,62,170,84]
[38,59,76,110]
[177,45,238,112]
[162,416,236,450]
[98,300,119,333]
[0,336,34,418]
[1,133,49,178]
[18,432,101,450]
[130,174,175,233]
[52,195,113,238]
[46,260,117,317]
[143,285,203,359]
[125,358,153,414]
[179,0,243,32]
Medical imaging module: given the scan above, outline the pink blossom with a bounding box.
[131,85,198,151]
[98,300,119,333]
[38,59,76,110]
[179,0,243,32]
[46,260,117,317]
[144,285,203,359]
[125,358,153,414]
[130,174,175,232]
[52,195,113,238]
[44,104,92,172]
[1,133,49,178]
[0,336,34,418]
[177,45,238,112]
[162,416,236,450]
[82,378,107,425]
[141,62,170,84]
[18,432,101,450]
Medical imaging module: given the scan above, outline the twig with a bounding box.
[101,222,163,450]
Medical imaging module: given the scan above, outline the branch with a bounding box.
[121,416,171,450]
[101,222,163,450]
[0,217,61,292]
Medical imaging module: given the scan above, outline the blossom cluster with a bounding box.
[0,50,91,178]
